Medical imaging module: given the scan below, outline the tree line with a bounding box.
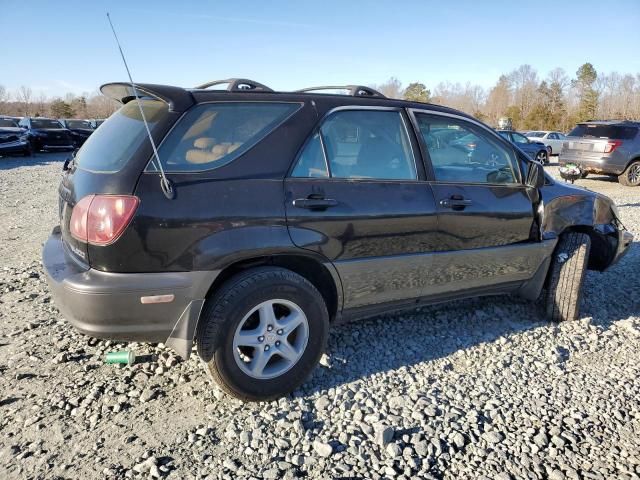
[373,63,640,132]
[2,62,638,128]
[0,86,119,119]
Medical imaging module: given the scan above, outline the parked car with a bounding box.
[525,130,567,156]
[18,117,74,152]
[89,119,106,129]
[43,79,632,400]
[0,117,32,157]
[58,119,95,147]
[497,130,549,164]
[559,120,640,186]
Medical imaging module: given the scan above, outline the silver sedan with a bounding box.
[525,131,568,156]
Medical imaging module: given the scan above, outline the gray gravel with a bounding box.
[0,154,639,479]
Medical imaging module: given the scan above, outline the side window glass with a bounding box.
[291,132,329,178]
[151,102,300,172]
[291,110,417,180]
[512,133,529,144]
[415,113,519,185]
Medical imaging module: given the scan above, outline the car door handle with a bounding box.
[293,197,338,210]
[439,197,473,209]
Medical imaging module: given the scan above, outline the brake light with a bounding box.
[604,140,622,153]
[70,195,139,245]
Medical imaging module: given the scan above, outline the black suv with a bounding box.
[43,79,632,400]
[18,117,75,152]
[58,119,95,147]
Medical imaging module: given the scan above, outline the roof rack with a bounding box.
[194,78,273,92]
[295,85,386,98]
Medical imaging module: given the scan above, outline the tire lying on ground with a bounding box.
[196,267,329,401]
[545,232,591,322]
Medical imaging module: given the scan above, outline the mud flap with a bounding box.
[165,299,205,360]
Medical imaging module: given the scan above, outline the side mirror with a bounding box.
[526,161,545,188]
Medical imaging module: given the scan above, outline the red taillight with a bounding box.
[70,195,139,245]
[604,140,622,153]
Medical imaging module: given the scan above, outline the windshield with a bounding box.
[75,99,169,173]
[569,124,638,140]
[66,120,92,129]
[527,131,544,137]
[0,119,18,128]
[32,119,63,129]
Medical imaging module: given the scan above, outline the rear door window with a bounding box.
[568,124,638,140]
[291,109,417,180]
[75,99,169,173]
[152,102,300,172]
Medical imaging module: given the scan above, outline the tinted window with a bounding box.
[416,113,519,184]
[498,131,510,140]
[568,124,638,140]
[292,110,416,180]
[512,132,529,144]
[75,99,169,173]
[154,102,299,172]
[32,119,63,129]
[66,120,92,129]
[0,119,18,127]
[548,133,558,139]
[290,132,329,178]
[528,131,544,137]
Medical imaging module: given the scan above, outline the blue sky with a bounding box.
[2,0,639,97]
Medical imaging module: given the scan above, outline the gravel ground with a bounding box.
[0,153,639,480]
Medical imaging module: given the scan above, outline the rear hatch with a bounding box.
[58,89,187,267]
[562,123,637,160]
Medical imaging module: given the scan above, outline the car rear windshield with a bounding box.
[0,119,18,127]
[527,131,544,137]
[149,102,300,172]
[66,120,92,129]
[75,99,169,173]
[568,124,638,140]
[32,119,63,129]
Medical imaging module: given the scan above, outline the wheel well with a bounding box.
[204,255,340,321]
[561,226,617,271]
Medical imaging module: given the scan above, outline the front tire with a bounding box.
[618,160,640,187]
[196,267,329,401]
[545,232,591,322]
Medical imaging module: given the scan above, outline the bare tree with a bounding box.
[373,77,403,99]
[17,85,33,116]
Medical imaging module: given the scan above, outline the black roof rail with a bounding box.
[194,78,273,92]
[295,85,386,98]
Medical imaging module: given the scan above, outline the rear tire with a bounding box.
[545,232,591,322]
[196,267,329,401]
[618,160,640,187]
[536,150,549,165]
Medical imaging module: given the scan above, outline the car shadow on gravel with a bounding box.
[300,258,640,397]
[0,152,68,170]
[299,295,547,396]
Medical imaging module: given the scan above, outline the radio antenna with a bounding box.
[106,12,174,200]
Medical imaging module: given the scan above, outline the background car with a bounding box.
[560,120,640,186]
[0,116,31,157]
[18,117,75,152]
[497,130,549,164]
[526,130,567,156]
[59,119,95,147]
[89,118,105,129]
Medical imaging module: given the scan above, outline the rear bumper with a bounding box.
[559,153,625,175]
[42,230,218,358]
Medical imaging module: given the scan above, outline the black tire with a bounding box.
[545,232,591,322]
[196,267,329,401]
[618,160,640,187]
[536,150,548,165]
[580,171,589,179]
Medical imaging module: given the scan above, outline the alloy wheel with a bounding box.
[628,163,640,185]
[232,299,309,379]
